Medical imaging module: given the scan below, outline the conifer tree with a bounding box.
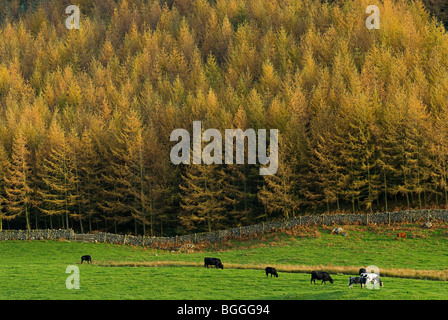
[100,109,148,234]
[0,142,10,230]
[429,111,448,208]
[335,100,380,213]
[306,130,344,212]
[179,163,230,232]
[258,140,299,219]
[4,131,32,230]
[77,129,102,233]
[375,101,401,212]
[37,120,78,229]
[222,107,260,225]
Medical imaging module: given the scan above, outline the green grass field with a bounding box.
[1,223,448,300]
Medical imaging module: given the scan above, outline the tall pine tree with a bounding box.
[4,131,32,230]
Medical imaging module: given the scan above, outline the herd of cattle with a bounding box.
[204,257,384,289]
[80,255,383,289]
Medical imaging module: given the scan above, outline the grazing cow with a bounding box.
[397,232,407,240]
[360,273,383,288]
[348,276,366,289]
[204,257,224,269]
[265,267,278,278]
[359,268,366,275]
[81,255,91,264]
[310,271,334,284]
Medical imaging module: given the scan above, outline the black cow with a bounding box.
[359,268,367,275]
[204,257,223,269]
[348,276,366,289]
[81,255,92,264]
[265,267,278,278]
[310,271,334,284]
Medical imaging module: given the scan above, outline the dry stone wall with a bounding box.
[0,229,75,241]
[0,209,444,248]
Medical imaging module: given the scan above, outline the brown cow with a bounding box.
[396,232,407,240]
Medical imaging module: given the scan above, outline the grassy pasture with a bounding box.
[1,223,448,300]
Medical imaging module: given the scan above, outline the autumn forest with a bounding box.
[0,0,447,236]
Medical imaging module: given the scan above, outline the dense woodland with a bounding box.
[0,0,447,236]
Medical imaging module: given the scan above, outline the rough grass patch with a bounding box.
[97,261,448,281]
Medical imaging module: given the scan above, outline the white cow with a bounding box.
[360,273,383,288]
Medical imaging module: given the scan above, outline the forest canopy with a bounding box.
[0,0,447,236]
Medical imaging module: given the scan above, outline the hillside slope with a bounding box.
[1,222,448,299]
[0,0,447,236]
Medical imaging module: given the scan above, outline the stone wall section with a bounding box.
[0,209,441,248]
